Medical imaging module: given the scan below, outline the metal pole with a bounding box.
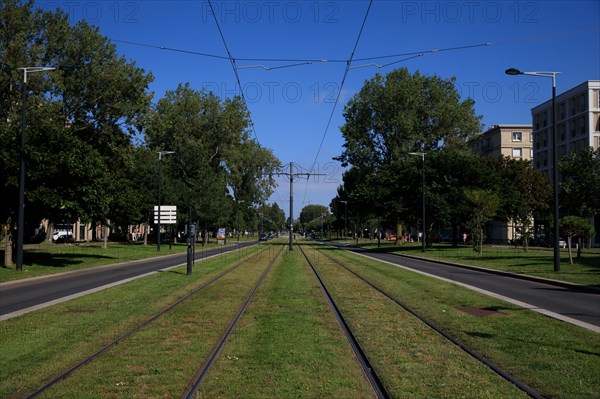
[16,76,27,271]
[289,161,293,251]
[421,154,426,253]
[157,156,161,251]
[552,79,560,272]
[187,206,192,275]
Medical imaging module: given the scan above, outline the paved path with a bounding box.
[330,243,600,332]
[0,242,256,320]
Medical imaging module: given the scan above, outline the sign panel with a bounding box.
[154,205,177,224]
[217,227,226,240]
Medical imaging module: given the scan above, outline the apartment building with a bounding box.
[531,80,600,246]
[531,80,600,174]
[470,124,534,243]
[470,124,533,160]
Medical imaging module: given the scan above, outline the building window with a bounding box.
[570,98,577,115]
[595,136,600,149]
[512,131,522,142]
[559,102,565,119]
[530,149,534,158]
[512,148,522,158]
[580,94,586,112]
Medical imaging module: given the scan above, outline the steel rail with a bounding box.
[25,245,271,398]
[180,245,284,399]
[316,245,546,399]
[298,244,391,399]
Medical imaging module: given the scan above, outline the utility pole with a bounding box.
[274,162,324,251]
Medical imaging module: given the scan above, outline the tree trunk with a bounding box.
[3,218,13,267]
[567,236,574,265]
[577,237,582,258]
[103,225,108,249]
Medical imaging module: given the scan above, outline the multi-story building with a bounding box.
[531,80,600,174]
[470,124,534,244]
[531,80,600,247]
[470,124,533,160]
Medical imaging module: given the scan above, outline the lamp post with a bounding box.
[505,68,561,272]
[156,150,175,251]
[409,152,426,253]
[16,67,57,271]
[340,200,348,241]
[237,200,246,244]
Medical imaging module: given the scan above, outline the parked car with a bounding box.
[52,231,74,243]
[259,234,268,241]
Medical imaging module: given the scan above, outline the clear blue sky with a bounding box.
[36,0,600,219]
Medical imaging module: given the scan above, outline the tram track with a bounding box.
[25,244,278,398]
[298,244,392,399]
[307,243,545,399]
[180,244,284,398]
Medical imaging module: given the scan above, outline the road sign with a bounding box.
[154,205,177,224]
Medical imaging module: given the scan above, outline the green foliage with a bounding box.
[144,83,280,232]
[561,216,595,264]
[560,148,600,218]
[336,67,482,170]
[464,188,500,255]
[0,1,153,238]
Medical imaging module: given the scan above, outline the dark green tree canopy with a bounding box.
[144,83,280,230]
[559,148,600,218]
[1,0,153,231]
[336,68,482,170]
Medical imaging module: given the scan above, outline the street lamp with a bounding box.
[409,152,426,253]
[237,199,246,244]
[505,68,561,272]
[16,66,57,271]
[156,150,175,251]
[340,200,348,241]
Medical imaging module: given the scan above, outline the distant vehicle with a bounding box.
[53,231,74,243]
[259,234,268,241]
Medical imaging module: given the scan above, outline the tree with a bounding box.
[464,189,500,256]
[560,148,600,219]
[561,216,595,264]
[336,67,482,171]
[1,1,153,263]
[491,157,551,251]
[144,83,280,237]
[299,204,329,233]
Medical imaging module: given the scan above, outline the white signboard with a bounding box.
[154,205,177,224]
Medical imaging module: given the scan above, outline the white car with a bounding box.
[52,231,74,243]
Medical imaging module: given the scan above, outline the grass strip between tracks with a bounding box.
[195,247,376,398]
[313,243,600,399]
[0,244,262,397]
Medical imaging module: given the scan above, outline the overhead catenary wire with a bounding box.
[301,0,373,207]
[206,0,259,142]
[111,28,597,70]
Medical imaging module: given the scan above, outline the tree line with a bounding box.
[326,68,599,258]
[1,1,281,265]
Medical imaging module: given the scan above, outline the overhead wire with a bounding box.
[206,0,259,142]
[301,0,373,207]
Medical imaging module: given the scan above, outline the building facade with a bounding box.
[531,80,600,247]
[470,124,534,244]
[531,80,600,175]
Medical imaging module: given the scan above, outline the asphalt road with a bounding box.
[0,241,257,319]
[330,243,600,331]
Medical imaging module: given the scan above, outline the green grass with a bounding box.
[337,239,600,287]
[0,241,240,283]
[1,240,598,398]
[0,244,265,398]
[312,243,600,399]
[197,247,375,398]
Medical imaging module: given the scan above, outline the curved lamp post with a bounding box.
[505,68,561,272]
[16,67,57,271]
[409,152,426,253]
